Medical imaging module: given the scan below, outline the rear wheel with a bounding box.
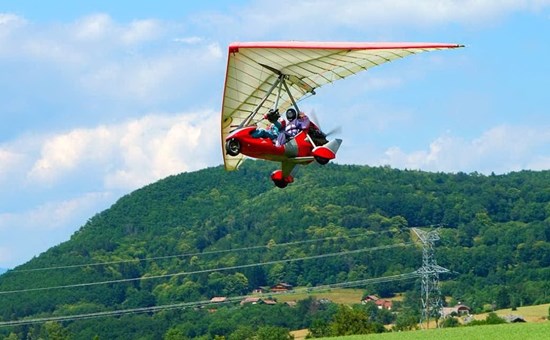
[225,138,241,156]
[315,156,330,165]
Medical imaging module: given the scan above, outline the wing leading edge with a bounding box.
[221,41,464,170]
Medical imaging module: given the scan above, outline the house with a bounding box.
[441,304,471,318]
[240,297,278,306]
[285,301,297,307]
[252,287,269,294]
[361,295,380,304]
[504,315,526,323]
[262,298,277,305]
[240,297,262,305]
[375,299,393,310]
[270,282,293,293]
[361,295,392,310]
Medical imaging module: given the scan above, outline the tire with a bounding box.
[273,180,288,188]
[315,156,330,165]
[225,138,241,156]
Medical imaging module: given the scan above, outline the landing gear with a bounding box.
[273,179,288,188]
[271,170,293,189]
[225,138,241,156]
[314,156,330,165]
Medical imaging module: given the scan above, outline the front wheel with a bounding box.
[225,138,241,156]
[273,180,288,188]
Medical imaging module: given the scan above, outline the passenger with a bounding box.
[251,109,284,141]
[276,108,310,146]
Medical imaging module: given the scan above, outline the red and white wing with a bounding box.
[221,41,464,170]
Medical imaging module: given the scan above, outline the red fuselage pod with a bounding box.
[225,126,314,162]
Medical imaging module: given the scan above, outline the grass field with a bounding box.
[474,303,550,323]
[273,288,365,304]
[314,322,550,339]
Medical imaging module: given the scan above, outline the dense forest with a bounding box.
[0,161,549,339]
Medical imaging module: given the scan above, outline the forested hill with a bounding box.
[1,161,549,339]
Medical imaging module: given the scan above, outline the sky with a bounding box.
[0,0,549,269]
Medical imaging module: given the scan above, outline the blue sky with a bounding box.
[1,0,549,269]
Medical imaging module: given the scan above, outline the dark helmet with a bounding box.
[286,108,297,121]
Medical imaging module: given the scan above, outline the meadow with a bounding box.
[274,288,366,304]
[315,322,550,340]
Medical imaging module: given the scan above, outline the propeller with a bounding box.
[324,126,342,137]
[308,109,342,137]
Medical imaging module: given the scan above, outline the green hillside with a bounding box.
[0,161,549,339]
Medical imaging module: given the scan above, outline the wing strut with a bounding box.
[282,78,301,115]
[239,62,319,129]
[274,76,284,110]
[239,75,283,129]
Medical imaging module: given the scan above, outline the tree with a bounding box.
[228,326,255,340]
[495,287,511,309]
[4,333,18,340]
[43,321,70,340]
[256,326,292,340]
[485,312,506,325]
[441,317,460,328]
[329,305,372,336]
[308,318,331,338]
[223,273,249,295]
[164,327,190,340]
[394,309,419,331]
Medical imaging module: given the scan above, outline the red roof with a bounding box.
[375,299,393,309]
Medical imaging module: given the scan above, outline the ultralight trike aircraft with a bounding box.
[221,41,463,188]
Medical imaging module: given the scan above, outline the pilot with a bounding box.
[276,108,310,146]
[251,109,284,141]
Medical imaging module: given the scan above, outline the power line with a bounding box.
[0,271,420,328]
[9,231,392,274]
[0,243,412,295]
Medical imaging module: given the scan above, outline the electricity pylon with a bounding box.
[412,227,449,329]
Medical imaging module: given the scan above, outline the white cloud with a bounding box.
[223,0,550,37]
[0,12,26,27]
[173,36,203,44]
[73,13,114,41]
[71,14,161,45]
[103,112,219,189]
[0,246,13,266]
[0,192,112,232]
[27,126,111,184]
[121,19,162,45]
[0,147,23,181]
[380,125,550,174]
[1,110,220,268]
[26,111,219,190]
[0,13,223,117]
